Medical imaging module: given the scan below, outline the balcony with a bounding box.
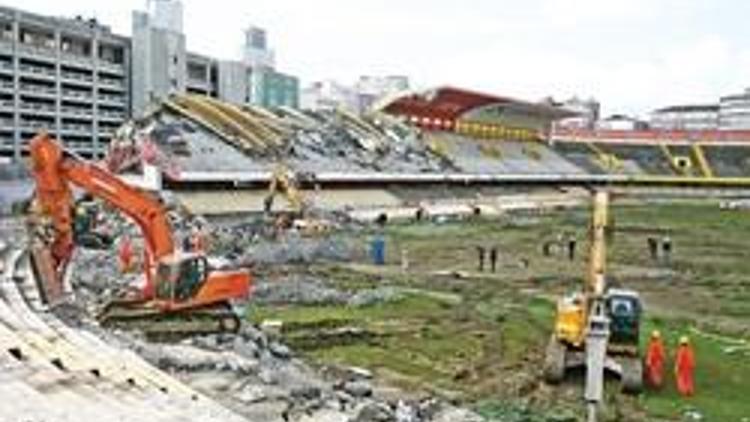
[19,84,57,98]
[60,105,93,118]
[0,98,13,109]
[0,80,14,92]
[97,93,126,106]
[98,78,126,91]
[19,120,55,131]
[0,38,12,54]
[60,123,93,135]
[0,61,12,73]
[98,110,125,121]
[19,102,56,116]
[0,137,14,151]
[17,44,57,62]
[19,64,55,80]
[61,89,93,100]
[97,60,125,75]
[61,54,93,70]
[98,128,117,137]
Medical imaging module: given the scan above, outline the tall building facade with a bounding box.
[241,24,298,109]
[650,105,719,131]
[719,88,750,130]
[146,0,183,33]
[0,3,301,161]
[0,6,130,159]
[243,26,274,69]
[131,6,186,116]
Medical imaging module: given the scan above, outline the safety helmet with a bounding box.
[651,330,661,339]
[679,336,689,345]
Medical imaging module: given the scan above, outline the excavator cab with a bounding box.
[606,289,642,352]
[155,253,209,302]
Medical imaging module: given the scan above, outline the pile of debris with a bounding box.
[108,96,454,178]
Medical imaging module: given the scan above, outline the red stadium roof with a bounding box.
[381,86,576,122]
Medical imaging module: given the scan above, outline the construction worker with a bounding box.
[661,236,673,265]
[567,237,577,261]
[647,237,659,261]
[489,247,498,273]
[675,336,696,397]
[117,235,134,273]
[476,245,486,272]
[645,330,666,389]
[189,224,208,253]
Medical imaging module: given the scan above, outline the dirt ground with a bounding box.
[251,199,750,421]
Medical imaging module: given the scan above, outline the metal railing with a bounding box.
[19,84,57,95]
[19,63,54,74]
[60,106,93,116]
[61,89,93,99]
[99,78,125,89]
[19,102,56,113]
[60,123,93,132]
[98,110,125,119]
[61,72,94,82]
[98,93,125,104]
[97,60,125,74]
[19,120,54,130]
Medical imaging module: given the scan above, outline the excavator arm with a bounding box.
[29,132,173,300]
[265,164,306,214]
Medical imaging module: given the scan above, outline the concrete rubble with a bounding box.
[58,214,487,422]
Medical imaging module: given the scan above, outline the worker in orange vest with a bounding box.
[117,235,134,273]
[645,330,666,389]
[675,336,696,396]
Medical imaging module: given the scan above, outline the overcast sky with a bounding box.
[13,0,750,115]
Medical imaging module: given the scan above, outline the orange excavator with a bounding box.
[27,132,251,336]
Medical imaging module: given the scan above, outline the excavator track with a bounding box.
[97,301,241,340]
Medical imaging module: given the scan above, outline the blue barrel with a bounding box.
[371,236,386,265]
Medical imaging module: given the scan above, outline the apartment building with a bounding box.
[0,6,130,159]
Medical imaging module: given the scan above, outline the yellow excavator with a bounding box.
[544,191,643,419]
[263,164,329,235]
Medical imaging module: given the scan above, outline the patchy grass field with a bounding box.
[252,200,750,421]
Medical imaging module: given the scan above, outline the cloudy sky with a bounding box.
[14,0,750,115]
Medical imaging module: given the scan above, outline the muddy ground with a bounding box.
[248,200,750,421]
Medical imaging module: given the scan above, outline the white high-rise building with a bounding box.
[243,26,275,69]
[146,0,183,33]
[131,1,187,115]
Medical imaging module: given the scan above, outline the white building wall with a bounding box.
[650,109,719,131]
[217,60,251,105]
[131,8,186,116]
[147,0,183,33]
[720,88,750,130]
